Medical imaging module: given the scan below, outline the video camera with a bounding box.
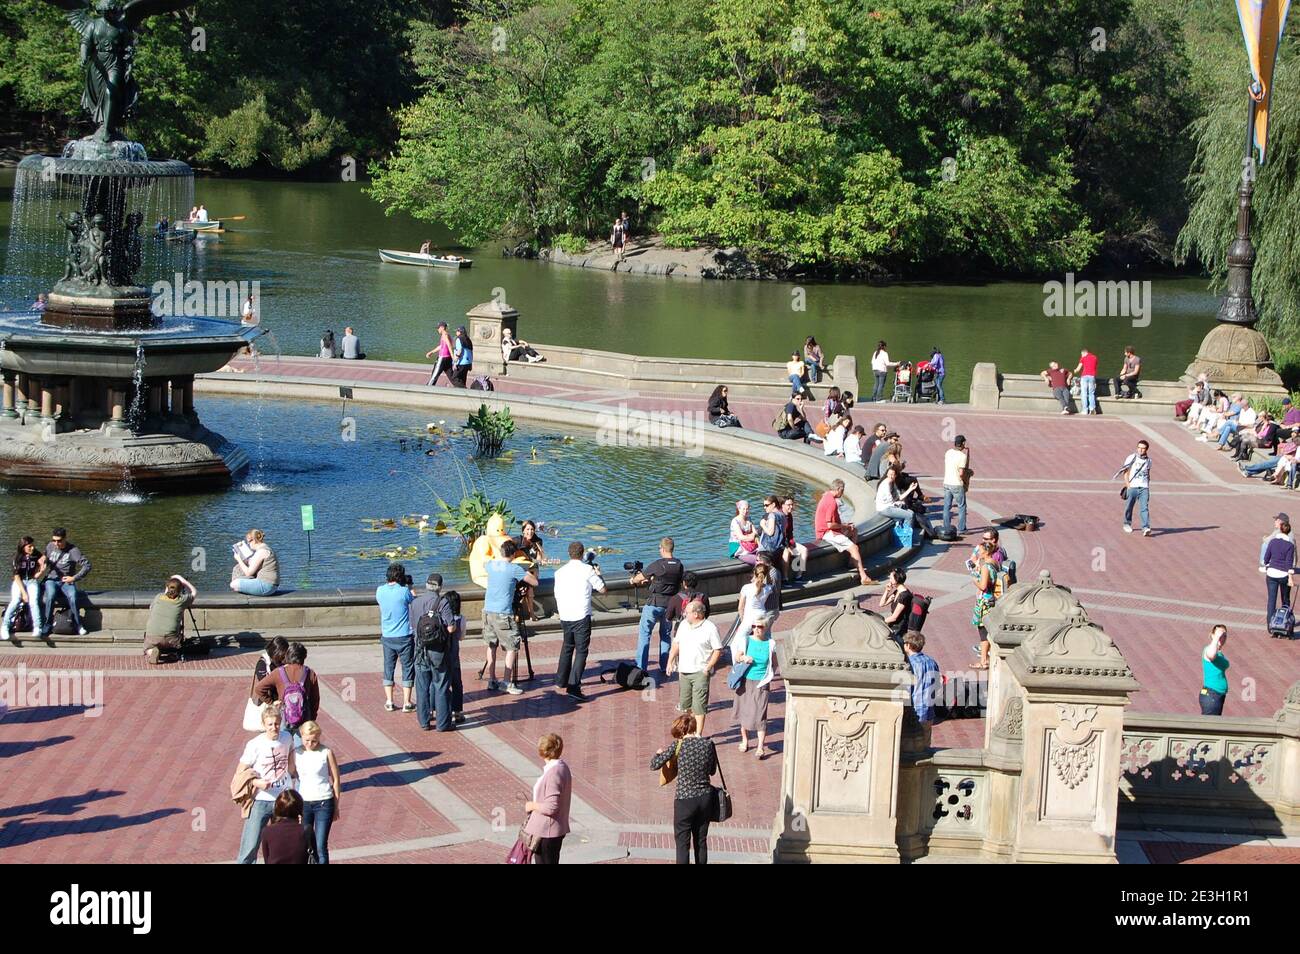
[583,550,599,567]
[623,560,644,573]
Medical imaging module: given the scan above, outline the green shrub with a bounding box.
[551,234,589,255]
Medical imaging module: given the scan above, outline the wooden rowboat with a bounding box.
[379,248,473,269]
[177,219,222,231]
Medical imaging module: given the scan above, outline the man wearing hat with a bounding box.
[940,435,971,537]
[411,573,462,731]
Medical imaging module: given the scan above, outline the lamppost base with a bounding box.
[1182,323,1289,398]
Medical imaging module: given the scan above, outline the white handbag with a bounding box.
[242,698,267,732]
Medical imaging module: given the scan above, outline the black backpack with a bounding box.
[416,596,451,652]
[600,661,648,690]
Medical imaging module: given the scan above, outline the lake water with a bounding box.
[1,167,1221,401]
[0,395,820,589]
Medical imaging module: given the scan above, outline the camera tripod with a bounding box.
[477,613,536,682]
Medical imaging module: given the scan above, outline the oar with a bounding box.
[209,215,247,222]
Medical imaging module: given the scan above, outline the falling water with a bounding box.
[239,348,272,492]
[2,159,194,310]
[106,343,150,504]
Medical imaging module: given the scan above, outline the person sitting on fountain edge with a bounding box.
[341,326,365,360]
[41,527,91,637]
[143,574,199,664]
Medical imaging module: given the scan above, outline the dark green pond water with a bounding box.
[0,395,820,589]
[1,168,1221,400]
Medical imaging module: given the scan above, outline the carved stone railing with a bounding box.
[1119,704,1300,836]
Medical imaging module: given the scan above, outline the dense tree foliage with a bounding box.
[370,0,1194,275]
[0,0,449,171]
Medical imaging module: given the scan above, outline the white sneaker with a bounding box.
[1196,435,1210,442]
[1122,525,1133,533]
[1142,528,1152,537]
[0,628,9,640]
[505,682,524,695]
[78,627,88,636]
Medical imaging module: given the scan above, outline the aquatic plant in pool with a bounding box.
[463,403,516,457]
[435,491,514,547]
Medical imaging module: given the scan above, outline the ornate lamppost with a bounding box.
[1184,0,1291,398]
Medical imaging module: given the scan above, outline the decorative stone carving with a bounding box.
[821,696,871,779]
[931,776,979,828]
[1226,741,1273,789]
[1286,680,1300,708]
[785,597,905,674]
[1120,735,1159,784]
[1169,738,1216,784]
[1051,742,1096,789]
[1013,610,1136,683]
[984,570,1086,657]
[992,697,1024,741]
[1056,703,1098,732]
[1184,322,1286,393]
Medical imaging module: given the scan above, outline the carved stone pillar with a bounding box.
[40,381,54,422]
[772,598,908,863]
[15,373,28,415]
[1005,610,1139,863]
[1275,681,1300,835]
[465,299,518,376]
[1,375,15,419]
[108,386,128,431]
[147,381,163,415]
[983,571,1086,749]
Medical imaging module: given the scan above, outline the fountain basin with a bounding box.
[0,313,261,492]
[0,312,261,377]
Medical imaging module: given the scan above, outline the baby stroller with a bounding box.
[890,361,913,403]
[914,360,937,404]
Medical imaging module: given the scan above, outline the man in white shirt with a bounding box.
[1113,439,1152,535]
[196,205,209,223]
[552,541,606,700]
[940,435,970,536]
[341,326,364,360]
[666,601,723,734]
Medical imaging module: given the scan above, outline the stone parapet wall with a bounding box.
[497,343,859,401]
[1118,709,1300,836]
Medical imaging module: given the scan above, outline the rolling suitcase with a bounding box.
[1269,589,1296,639]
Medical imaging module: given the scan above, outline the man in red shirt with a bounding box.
[814,479,872,585]
[1072,348,1099,415]
[1039,361,1074,414]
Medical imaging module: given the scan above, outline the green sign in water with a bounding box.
[301,505,315,532]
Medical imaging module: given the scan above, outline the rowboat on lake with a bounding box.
[176,219,222,231]
[378,248,473,269]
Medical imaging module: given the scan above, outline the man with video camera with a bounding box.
[553,542,606,700]
[629,537,684,677]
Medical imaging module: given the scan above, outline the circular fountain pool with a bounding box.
[0,395,821,589]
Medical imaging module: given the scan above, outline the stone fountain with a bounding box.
[0,0,259,491]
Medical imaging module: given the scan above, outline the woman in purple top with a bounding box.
[929,347,946,404]
[1262,522,1296,633]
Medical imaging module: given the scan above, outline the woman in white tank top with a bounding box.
[295,721,340,863]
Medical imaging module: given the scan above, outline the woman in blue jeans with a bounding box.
[295,721,341,863]
[230,529,279,596]
[1199,626,1229,715]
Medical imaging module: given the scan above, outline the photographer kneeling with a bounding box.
[143,574,199,664]
[628,537,684,678]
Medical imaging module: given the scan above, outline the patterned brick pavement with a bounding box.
[2,359,1297,863]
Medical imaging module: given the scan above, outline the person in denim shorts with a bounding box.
[483,540,537,695]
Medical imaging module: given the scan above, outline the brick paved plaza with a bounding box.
[2,359,1298,863]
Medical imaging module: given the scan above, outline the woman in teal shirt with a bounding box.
[1199,625,1229,716]
[732,618,776,758]
[452,326,474,388]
